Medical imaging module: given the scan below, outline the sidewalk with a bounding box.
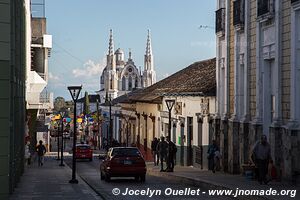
[9,155,102,200]
[146,163,299,200]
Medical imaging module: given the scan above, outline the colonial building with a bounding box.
[105,58,216,167]
[215,0,300,181]
[99,30,156,100]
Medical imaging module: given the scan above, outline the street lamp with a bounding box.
[124,115,130,147]
[105,93,112,148]
[96,98,101,150]
[165,99,175,171]
[68,85,82,184]
[165,99,175,139]
[59,109,66,167]
[56,117,60,161]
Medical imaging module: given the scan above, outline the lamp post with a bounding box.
[124,116,130,147]
[59,109,66,167]
[165,99,175,139]
[68,85,82,184]
[105,94,112,148]
[96,98,101,150]
[165,99,175,171]
[56,117,60,161]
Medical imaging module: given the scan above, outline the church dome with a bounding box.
[115,48,124,54]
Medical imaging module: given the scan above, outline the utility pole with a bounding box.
[96,98,100,150]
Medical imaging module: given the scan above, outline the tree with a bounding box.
[83,91,90,115]
[54,97,66,112]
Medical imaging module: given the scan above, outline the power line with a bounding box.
[53,41,85,64]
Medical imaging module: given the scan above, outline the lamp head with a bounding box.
[165,99,175,111]
[67,85,82,101]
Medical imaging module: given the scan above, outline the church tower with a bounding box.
[143,29,156,87]
[104,29,118,98]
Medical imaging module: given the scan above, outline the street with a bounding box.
[63,154,231,200]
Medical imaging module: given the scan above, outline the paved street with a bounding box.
[64,156,231,200]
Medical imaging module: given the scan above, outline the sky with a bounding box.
[45,0,216,100]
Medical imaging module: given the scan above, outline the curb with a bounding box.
[64,161,104,200]
[147,168,271,200]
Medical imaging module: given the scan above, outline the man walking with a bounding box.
[36,140,46,166]
[166,136,177,172]
[252,135,271,184]
[156,136,168,172]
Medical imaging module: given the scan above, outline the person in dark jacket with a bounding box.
[166,136,177,172]
[156,136,168,172]
[252,135,271,184]
[36,140,46,166]
[207,140,219,173]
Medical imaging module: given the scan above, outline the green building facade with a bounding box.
[0,0,26,198]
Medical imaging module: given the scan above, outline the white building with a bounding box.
[99,30,156,100]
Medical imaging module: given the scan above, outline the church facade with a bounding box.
[99,29,156,100]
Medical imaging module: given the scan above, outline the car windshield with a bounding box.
[111,148,141,157]
[77,145,90,150]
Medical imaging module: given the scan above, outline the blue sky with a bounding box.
[46,0,216,100]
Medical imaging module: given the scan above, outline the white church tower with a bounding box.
[143,29,156,87]
[99,29,156,100]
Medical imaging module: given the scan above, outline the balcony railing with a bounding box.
[233,0,245,28]
[215,8,225,36]
[257,0,273,18]
[291,0,300,4]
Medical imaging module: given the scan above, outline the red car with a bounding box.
[100,147,146,182]
[75,144,93,161]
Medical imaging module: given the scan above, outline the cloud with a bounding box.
[72,57,106,78]
[49,72,60,80]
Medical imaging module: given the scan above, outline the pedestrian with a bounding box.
[151,137,159,166]
[36,140,46,166]
[251,135,271,184]
[207,140,219,173]
[156,138,160,165]
[156,136,168,172]
[25,141,31,165]
[166,136,177,172]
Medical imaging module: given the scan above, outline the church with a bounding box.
[99,29,156,100]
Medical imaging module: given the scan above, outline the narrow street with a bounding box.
[64,155,231,200]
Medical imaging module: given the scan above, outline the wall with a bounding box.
[0,0,27,198]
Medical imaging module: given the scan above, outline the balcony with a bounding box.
[233,0,245,30]
[291,0,300,5]
[215,8,225,37]
[257,0,274,19]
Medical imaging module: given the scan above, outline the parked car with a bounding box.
[75,144,93,161]
[100,147,146,182]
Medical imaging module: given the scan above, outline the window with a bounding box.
[215,8,226,35]
[233,0,245,28]
[122,76,126,91]
[128,76,132,90]
[257,0,274,18]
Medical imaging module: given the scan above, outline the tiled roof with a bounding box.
[122,58,216,104]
